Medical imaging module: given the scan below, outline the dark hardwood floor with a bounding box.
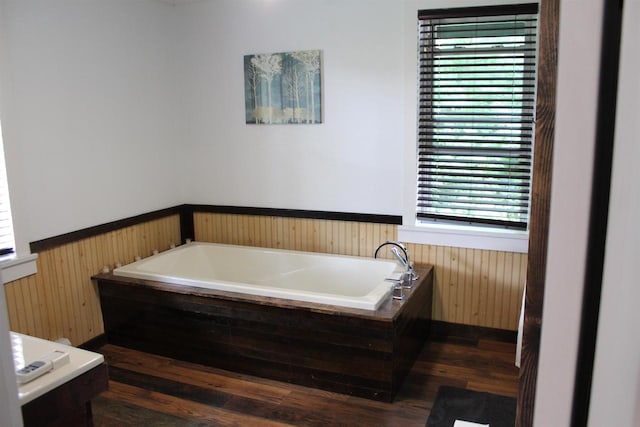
[91,335,519,426]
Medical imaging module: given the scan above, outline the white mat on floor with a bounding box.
[454,420,489,427]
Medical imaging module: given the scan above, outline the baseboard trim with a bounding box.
[78,333,108,352]
[78,323,516,354]
[429,320,517,344]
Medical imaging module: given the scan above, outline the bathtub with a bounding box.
[95,243,434,401]
[113,242,401,310]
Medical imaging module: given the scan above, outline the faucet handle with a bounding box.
[386,278,405,300]
[407,266,419,281]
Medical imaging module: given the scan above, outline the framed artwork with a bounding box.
[244,50,322,124]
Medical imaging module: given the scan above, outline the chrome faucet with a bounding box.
[375,241,419,300]
[374,240,418,280]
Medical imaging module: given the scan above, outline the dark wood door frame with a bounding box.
[516,0,559,426]
[517,1,625,425]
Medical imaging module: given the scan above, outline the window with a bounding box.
[0,118,37,283]
[416,4,539,230]
[0,121,14,255]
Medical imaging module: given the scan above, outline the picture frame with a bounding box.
[244,50,322,124]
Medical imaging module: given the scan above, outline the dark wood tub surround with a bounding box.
[94,265,433,402]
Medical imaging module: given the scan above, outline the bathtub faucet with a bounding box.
[374,241,419,281]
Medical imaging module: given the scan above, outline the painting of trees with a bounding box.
[244,50,322,124]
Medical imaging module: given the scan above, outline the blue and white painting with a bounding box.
[244,50,322,124]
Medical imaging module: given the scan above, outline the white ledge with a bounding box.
[398,222,529,253]
[1,253,38,283]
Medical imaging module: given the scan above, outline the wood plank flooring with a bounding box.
[91,336,519,426]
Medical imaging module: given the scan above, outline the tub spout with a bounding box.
[390,247,408,268]
[374,241,419,282]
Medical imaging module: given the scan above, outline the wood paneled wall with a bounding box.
[3,210,526,346]
[193,213,396,257]
[3,216,181,345]
[194,213,527,331]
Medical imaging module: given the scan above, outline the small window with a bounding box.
[0,121,15,255]
[417,4,539,230]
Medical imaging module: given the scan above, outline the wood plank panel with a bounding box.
[96,265,433,402]
[3,216,181,344]
[21,363,108,427]
[517,0,559,424]
[194,213,527,331]
[22,275,44,338]
[91,333,519,427]
[4,282,22,333]
[96,380,294,427]
[5,210,527,349]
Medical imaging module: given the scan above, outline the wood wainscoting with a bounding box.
[3,215,181,345]
[194,212,527,331]
[3,206,526,347]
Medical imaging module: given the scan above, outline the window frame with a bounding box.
[417,5,538,229]
[0,121,14,255]
[0,122,38,283]
[400,1,536,253]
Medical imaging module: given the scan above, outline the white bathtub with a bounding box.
[113,242,403,310]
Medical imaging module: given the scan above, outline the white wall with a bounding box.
[0,0,186,255]
[588,0,640,424]
[1,0,412,254]
[533,0,604,425]
[0,273,22,426]
[0,4,25,424]
[177,0,405,214]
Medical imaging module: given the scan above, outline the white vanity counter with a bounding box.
[11,332,105,405]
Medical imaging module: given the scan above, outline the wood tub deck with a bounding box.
[93,265,433,402]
